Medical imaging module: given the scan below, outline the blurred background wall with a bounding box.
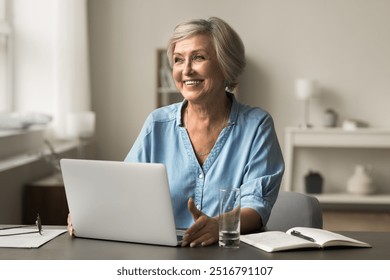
[88,0,390,162]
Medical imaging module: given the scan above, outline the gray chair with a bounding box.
[266,191,323,232]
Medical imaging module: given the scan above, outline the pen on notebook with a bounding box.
[291,230,315,242]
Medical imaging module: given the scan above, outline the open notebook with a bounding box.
[241,227,371,252]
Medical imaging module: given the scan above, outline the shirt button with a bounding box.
[196,205,201,210]
[198,174,203,179]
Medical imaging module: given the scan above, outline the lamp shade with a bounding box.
[295,79,317,100]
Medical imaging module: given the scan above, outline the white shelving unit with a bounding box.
[157,87,181,107]
[284,127,390,206]
[312,193,390,206]
[156,49,181,107]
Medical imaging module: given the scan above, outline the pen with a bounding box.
[291,230,315,242]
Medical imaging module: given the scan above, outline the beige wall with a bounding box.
[88,0,390,164]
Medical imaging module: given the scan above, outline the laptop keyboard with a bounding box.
[176,229,186,242]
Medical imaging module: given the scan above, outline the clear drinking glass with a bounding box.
[219,187,240,248]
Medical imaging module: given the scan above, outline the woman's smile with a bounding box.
[183,79,203,86]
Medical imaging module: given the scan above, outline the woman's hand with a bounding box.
[67,213,74,236]
[181,198,219,247]
[181,198,263,247]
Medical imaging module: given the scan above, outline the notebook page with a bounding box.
[0,228,67,248]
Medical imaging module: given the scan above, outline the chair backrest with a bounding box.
[266,191,323,232]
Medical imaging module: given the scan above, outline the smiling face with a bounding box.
[172,34,226,104]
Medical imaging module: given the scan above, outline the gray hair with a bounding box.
[167,17,246,92]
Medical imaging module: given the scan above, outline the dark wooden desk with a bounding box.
[0,229,389,260]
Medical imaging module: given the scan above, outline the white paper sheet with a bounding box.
[0,228,67,248]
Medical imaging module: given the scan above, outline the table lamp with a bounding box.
[295,79,317,128]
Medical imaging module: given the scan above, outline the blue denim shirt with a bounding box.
[125,93,284,229]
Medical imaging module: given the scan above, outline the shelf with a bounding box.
[157,87,179,94]
[312,193,390,205]
[285,127,390,148]
[308,193,390,211]
[284,127,390,193]
[157,87,182,107]
[156,49,182,107]
[283,127,390,208]
[0,139,93,172]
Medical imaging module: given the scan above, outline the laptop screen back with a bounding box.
[60,159,179,246]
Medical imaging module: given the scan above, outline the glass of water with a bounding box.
[219,187,240,248]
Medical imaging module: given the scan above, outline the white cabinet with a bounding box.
[283,127,390,207]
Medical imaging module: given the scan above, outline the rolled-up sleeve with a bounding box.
[239,114,285,226]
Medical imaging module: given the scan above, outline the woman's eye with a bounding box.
[174,57,183,64]
[192,55,205,61]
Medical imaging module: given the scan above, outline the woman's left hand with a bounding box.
[181,198,219,247]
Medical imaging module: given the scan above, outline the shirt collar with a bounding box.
[176,92,239,127]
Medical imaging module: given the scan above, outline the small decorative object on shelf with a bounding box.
[347,165,375,195]
[304,171,323,194]
[342,119,369,131]
[323,108,338,127]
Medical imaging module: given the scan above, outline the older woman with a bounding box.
[125,17,284,247]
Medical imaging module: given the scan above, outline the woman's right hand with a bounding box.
[181,198,219,247]
[67,213,74,236]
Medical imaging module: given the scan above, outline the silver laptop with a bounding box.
[60,158,183,246]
